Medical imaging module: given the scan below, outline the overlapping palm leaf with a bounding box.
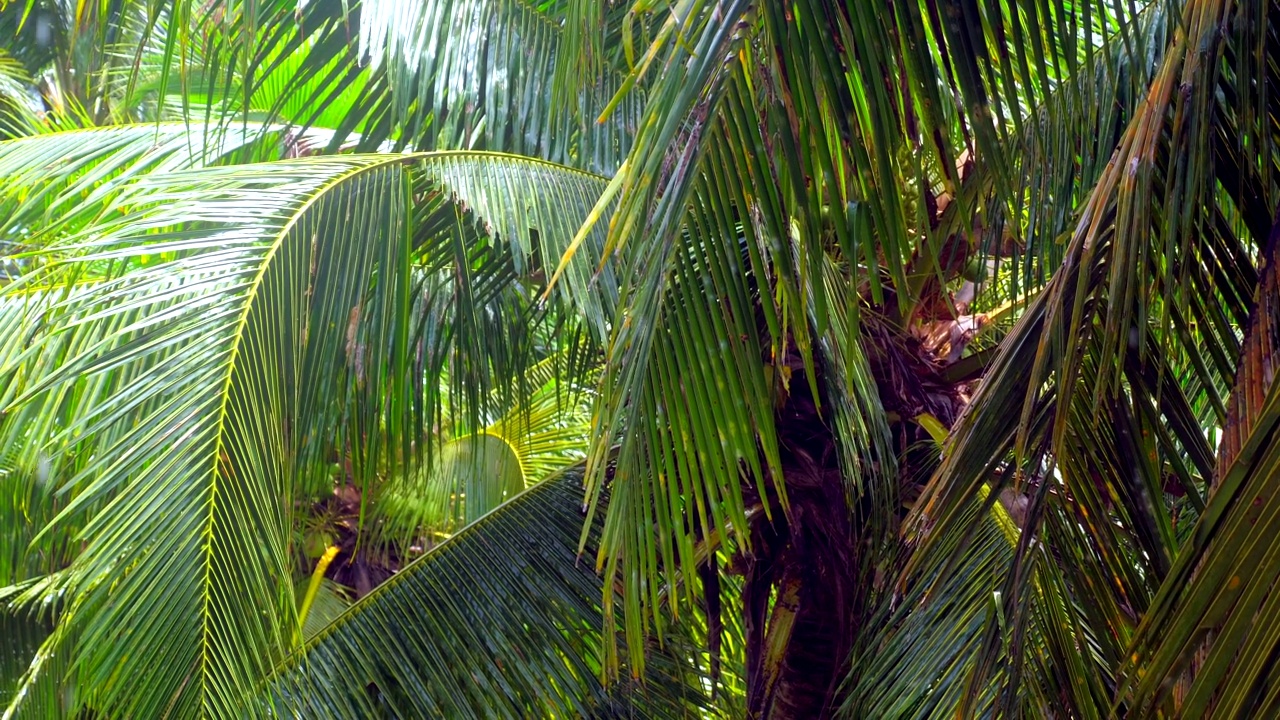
[0,153,419,718]
[0,123,333,622]
[265,469,719,719]
[1117,159,1280,714]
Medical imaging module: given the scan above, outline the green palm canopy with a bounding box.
[2,0,1280,717]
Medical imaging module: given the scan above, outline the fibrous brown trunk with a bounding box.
[741,323,965,719]
[742,353,859,719]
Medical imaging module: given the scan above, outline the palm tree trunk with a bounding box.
[742,327,964,718]
[743,365,858,719]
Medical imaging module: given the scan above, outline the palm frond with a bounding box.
[1117,198,1280,714]
[1118,378,1280,715]
[899,0,1280,712]
[263,469,714,719]
[0,50,43,138]
[0,144,635,717]
[567,0,793,678]
[569,0,1183,686]
[0,153,418,718]
[411,152,616,337]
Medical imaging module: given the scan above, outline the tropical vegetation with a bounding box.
[1,0,1280,717]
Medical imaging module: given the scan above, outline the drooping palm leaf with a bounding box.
[901,0,1280,712]
[569,0,1182,688]
[1117,192,1280,713]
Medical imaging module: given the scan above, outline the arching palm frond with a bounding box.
[0,142,630,718]
[264,469,717,719]
[1,154,420,719]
